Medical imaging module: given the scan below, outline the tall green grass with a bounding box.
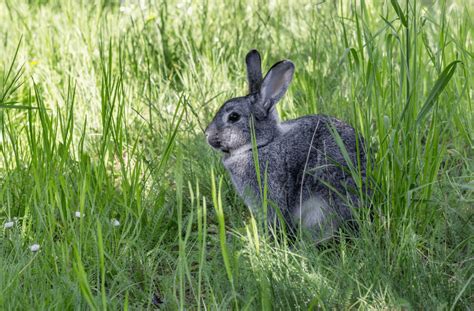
[1,0,472,309]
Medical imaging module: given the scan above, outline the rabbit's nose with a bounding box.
[204,124,215,139]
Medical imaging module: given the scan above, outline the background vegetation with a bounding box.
[0,0,472,309]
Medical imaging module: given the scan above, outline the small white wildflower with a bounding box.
[111,218,120,227]
[186,6,193,16]
[30,244,40,252]
[4,221,14,229]
[119,5,132,14]
[75,211,82,218]
[268,0,276,11]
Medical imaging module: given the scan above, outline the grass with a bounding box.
[0,0,472,309]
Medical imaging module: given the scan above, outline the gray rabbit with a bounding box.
[205,50,366,241]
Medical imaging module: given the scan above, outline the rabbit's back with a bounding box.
[224,114,365,236]
[279,115,365,233]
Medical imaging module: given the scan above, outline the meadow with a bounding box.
[0,0,472,309]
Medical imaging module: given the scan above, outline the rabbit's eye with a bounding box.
[228,112,241,123]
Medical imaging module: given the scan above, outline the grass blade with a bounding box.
[416,60,461,125]
[390,0,408,28]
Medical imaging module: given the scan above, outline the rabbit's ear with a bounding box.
[246,50,263,94]
[259,60,294,112]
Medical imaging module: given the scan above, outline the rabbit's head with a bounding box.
[205,50,294,155]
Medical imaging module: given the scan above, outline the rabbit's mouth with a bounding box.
[207,137,230,154]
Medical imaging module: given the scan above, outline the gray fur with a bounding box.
[205,50,366,241]
[246,49,263,94]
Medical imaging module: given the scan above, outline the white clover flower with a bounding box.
[111,218,120,227]
[30,244,40,252]
[75,211,82,218]
[4,221,14,229]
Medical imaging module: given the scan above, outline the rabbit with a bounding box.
[205,49,366,241]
